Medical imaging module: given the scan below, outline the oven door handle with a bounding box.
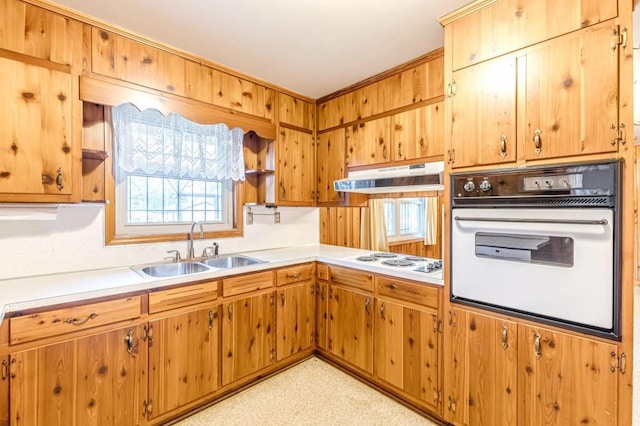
[454,217,608,226]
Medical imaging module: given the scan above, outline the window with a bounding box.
[383,197,426,242]
[111,103,244,240]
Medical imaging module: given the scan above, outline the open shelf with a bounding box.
[82,149,109,161]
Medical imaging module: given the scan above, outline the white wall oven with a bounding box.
[450,161,621,340]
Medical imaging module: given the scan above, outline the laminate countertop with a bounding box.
[0,244,443,324]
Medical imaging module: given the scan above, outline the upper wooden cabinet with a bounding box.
[446,0,618,71]
[0,57,77,201]
[316,128,346,204]
[277,127,315,205]
[278,94,314,130]
[393,102,445,161]
[345,117,391,167]
[91,28,275,120]
[449,20,619,168]
[0,0,83,66]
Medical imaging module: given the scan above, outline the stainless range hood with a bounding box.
[333,161,444,194]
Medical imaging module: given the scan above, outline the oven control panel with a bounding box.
[522,174,583,191]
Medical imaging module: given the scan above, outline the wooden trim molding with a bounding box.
[438,0,500,26]
[80,75,277,139]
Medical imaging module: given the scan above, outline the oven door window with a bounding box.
[475,232,574,267]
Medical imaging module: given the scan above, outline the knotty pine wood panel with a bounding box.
[277,127,315,204]
[278,93,314,130]
[392,102,444,162]
[0,356,7,426]
[0,57,75,198]
[345,117,391,167]
[315,281,328,350]
[318,207,365,248]
[185,60,214,104]
[214,71,275,120]
[148,306,219,419]
[276,281,314,361]
[0,0,83,66]
[447,0,617,71]
[317,128,346,204]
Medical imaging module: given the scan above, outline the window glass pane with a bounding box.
[399,200,422,235]
[384,201,396,237]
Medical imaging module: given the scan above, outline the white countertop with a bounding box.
[0,244,443,324]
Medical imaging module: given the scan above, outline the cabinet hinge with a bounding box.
[434,390,442,405]
[142,399,153,417]
[447,80,457,97]
[613,352,627,374]
[611,26,628,50]
[610,123,626,146]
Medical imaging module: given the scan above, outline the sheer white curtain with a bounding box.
[112,103,245,181]
[369,199,388,251]
[424,196,438,245]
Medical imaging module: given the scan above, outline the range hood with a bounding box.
[333,161,444,194]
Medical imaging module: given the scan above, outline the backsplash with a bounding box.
[0,204,319,280]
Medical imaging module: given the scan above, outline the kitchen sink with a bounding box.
[200,255,266,269]
[137,262,211,278]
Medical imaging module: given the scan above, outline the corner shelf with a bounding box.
[82,149,109,161]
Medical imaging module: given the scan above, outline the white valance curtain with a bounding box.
[112,103,245,181]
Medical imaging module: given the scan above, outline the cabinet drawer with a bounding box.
[330,266,373,292]
[10,296,141,345]
[276,263,315,286]
[149,281,218,314]
[377,277,439,309]
[317,264,329,281]
[223,271,274,297]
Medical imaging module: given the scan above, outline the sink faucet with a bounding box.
[187,221,204,258]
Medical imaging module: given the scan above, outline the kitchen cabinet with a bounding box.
[444,308,518,426]
[345,117,391,168]
[374,298,440,410]
[315,281,329,351]
[393,102,445,161]
[276,281,314,361]
[0,356,8,426]
[0,57,77,201]
[316,128,346,204]
[278,94,314,130]
[277,127,315,205]
[519,324,618,425]
[448,20,620,168]
[9,324,147,426]
[327,285,373,373]
[147,305,220,420]
[221,292,276,386]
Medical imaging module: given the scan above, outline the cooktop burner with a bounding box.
[381,259,415,267]
[404,256,427,262]
[356,256,377,262]
[373,252,398,258]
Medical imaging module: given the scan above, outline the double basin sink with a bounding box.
[133,255,267,279]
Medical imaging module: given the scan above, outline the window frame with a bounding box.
[383,197,426,243]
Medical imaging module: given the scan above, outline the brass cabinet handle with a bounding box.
[432,315,438,334]
[1,360,7,381]
[124,330,134,354]
[281,292,286,307]
[382,143,387,160]
[365,298,371,315]
[228,304,233,321]
[64,312,98,326]
[619,353,626,374]
[500,134,507,158]
[380,302,385,320]
[148,324,154,343]
[501,324,509,349]
[532,129,542,154]
[397,142,402,159]
[56,167,64,191]
[286,272,302,280]
[534,333,541,358]
[208,310,215,330]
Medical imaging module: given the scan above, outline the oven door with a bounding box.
[451,208,614,332]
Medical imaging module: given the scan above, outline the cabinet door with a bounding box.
[315,281,329,350]
[0,57,75,200]
[148,305,220,419]
[519,325,618,425]
[393,102,444,162]
[276,281,314,361]
[345,117,391,167]
[277,127,315,205]
[0,357,6,426]
[317,128,345,204]
[523,21,619,160]
[10,325,146,426]
[450,55,516,168]
[222,292,275,386]
[375,299,440,409]
[444,308,518,426]
[327,286,373,373]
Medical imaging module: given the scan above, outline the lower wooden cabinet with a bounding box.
[221,292,276,386]
[327,285,373,373]
[0,356,8,426]
[148,305,220,420]
[8,324,146,426]
[276,281,314,361]
[444,308,518,426]
[375,298,440,410]
[315,281,328,350]
[444,307,620,426]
